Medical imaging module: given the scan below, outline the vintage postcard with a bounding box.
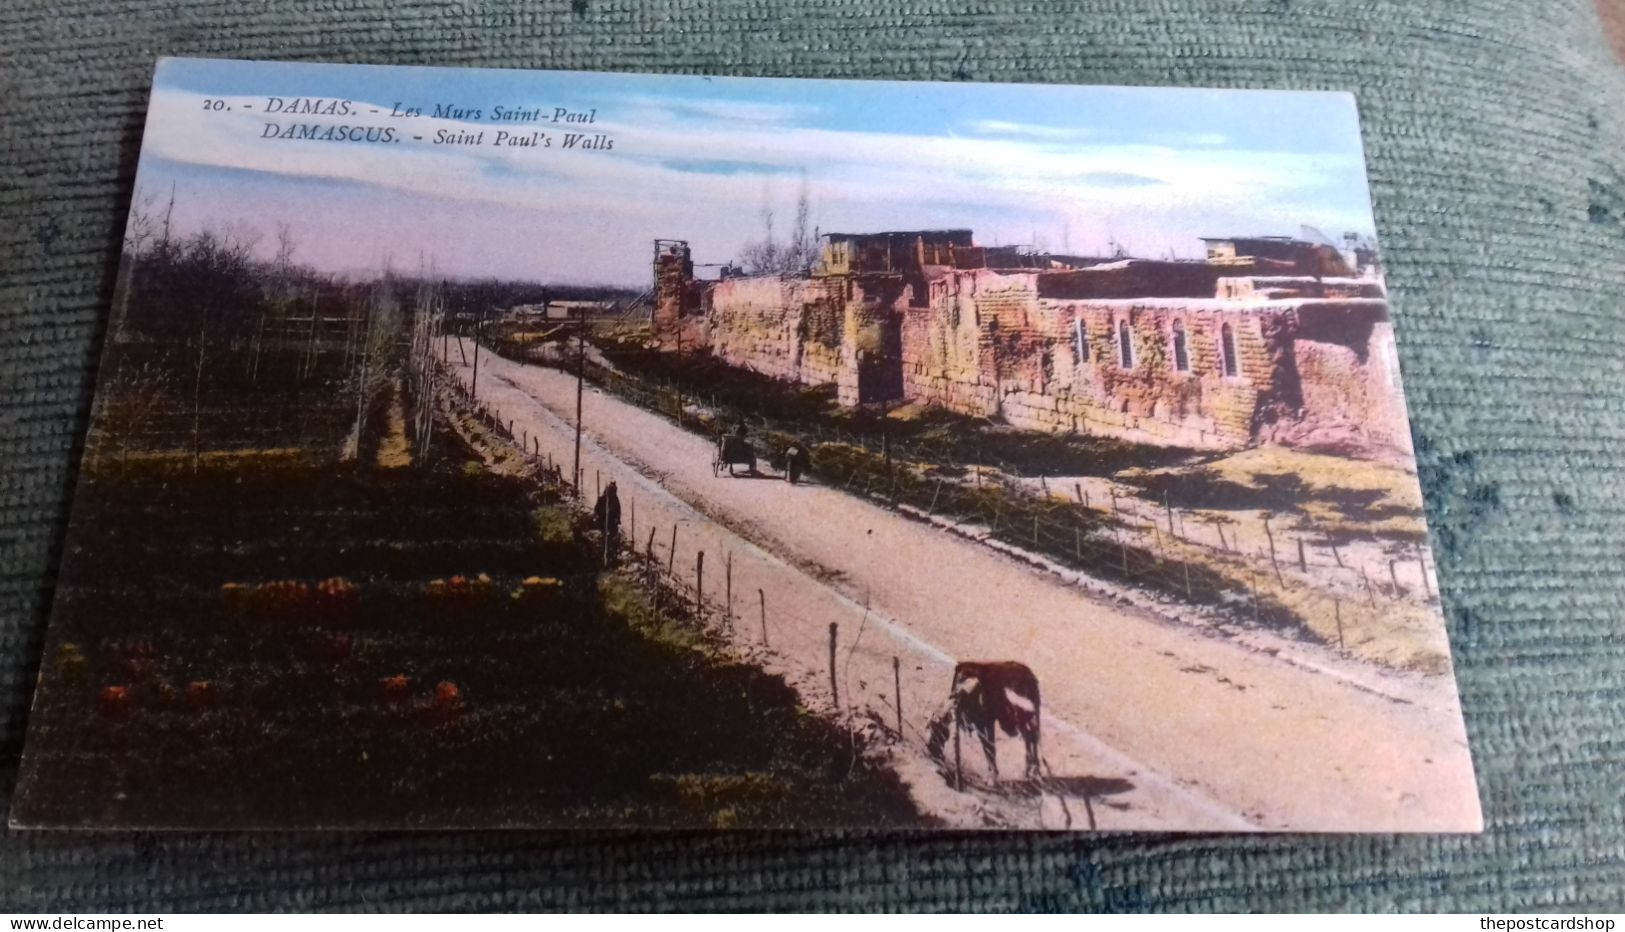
[11,58,1480,831]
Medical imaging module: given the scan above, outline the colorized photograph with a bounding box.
[11,57,1480,831]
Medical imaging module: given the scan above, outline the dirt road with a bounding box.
[449,342,1481,832]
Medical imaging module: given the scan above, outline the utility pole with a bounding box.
[471,304,483,403]
[573,309,586,498]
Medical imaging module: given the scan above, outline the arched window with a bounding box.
[1220,322,1240,378]
[1073,318,1088,365]
[1171,319,1190,373]
[1117,319,1134,369]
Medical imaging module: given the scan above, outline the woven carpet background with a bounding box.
[3,0,1624,912]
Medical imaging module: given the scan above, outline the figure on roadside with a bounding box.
[784,441,811,485]
[716,420,756,477]
[592,481,622,556]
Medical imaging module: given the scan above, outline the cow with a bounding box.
[927,660,1042,784]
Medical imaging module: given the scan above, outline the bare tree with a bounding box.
[739,174,818,276]
[186,227,259,470]
[114,191,162,335]
[342,280,402,462]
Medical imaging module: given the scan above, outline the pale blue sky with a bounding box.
[135,57,1381,285]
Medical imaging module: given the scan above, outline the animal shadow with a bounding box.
[996,775,1134,800]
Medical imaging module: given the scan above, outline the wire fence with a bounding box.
[430,367,1011,802]
[455,328,1450,677]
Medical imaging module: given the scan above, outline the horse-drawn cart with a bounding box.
[713,434,757,477]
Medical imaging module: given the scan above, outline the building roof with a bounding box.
[1199,235,1312,244]
[820,229,973,240]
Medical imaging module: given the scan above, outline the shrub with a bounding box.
[433,681,463,713]
[381,674,411,704]
[531,507,575,545]
[187,681,215,709]
[425,573,495,611]
[219,582,253,615]
[315,577,359,617]
[512,576,563,606]
[99,685,130,715]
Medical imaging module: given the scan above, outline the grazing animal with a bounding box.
[931,661,1042,782]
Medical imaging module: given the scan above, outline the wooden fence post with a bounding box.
[758,589,768,646]
[1263,516,1283,584]
[725,552,733,632]
[953,707,963,790]
[1335,598,1345,651]
[668,525,677,577]
[893,656,903,738]
[695,551,705,618]
[828,623,840,710]
[1297,538,1308,572]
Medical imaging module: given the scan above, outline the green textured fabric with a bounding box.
[3,0,1623,912]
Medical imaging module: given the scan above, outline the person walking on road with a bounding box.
[784,441,811,485]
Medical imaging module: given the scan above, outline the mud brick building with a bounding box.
[652,230,1410,458]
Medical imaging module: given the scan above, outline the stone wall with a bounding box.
[653,251,1409,458]
[702,274,847,389]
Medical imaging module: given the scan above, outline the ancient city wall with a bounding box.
[656,257,1408,458]
[899,268,1403,452]
[704,275,846,388]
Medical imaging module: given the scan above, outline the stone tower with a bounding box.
[652,239,692,337]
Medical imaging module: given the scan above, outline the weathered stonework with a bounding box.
[653,239,1408,459]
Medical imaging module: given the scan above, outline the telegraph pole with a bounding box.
[470,303,482,403]
[573,308,585,497]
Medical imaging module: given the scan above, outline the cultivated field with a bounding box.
[13,238,922,829]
